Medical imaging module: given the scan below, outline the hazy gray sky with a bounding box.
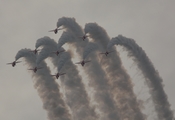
[1,1,175,120]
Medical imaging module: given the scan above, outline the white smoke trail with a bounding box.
[36,46,55,65]
[35,36,57,49]
[57,29,98,120]
[36,35,98,120]
[84,23,145,120]
[52,51,98,120]
[83,42,98,60]
[57,30,76,50]
[57,17,84,37]
[110,35,174,120]
[15,48,71,120]
[107,37,121,51]
[35,36,62,67]
[57,32,99,120]
[35,37,57,60]
[57,17,88,55]
[57,17,120,120]
[57,52,70,72]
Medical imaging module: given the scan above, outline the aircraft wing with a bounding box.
[60,50,65,53]
[75,61,82,64]
[51,51,56,53]
[49,29,55,32]
[50,75,56,76]
[60,73,66,75]
[84,60,91,63]
[57,28,63,30]
[99,53,105,54]
[15,61,22,63]
[37,67,43,69]
[108,51,114,53]
[28,68,33,70]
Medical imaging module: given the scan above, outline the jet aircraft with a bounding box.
[28,67,42,73]
[75,60,91,66]
[49,28,63,34]
[30,49,40,54]
[100,51,114,56]
[7,61,21,67]
[51,72,66,79]
[52,50,65,56]
[79,35,89,41]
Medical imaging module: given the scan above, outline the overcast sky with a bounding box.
[1,1,175,120]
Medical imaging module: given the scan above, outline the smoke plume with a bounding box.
[36,34,98,120]
[15,48,71,120]
[12,17,173,120]
[57,52,70,72]
[83,42,98,60]
[84,23,145,120]
[55,52,98,120]
[35,36,62,66]
[57,30,76,50]
[57,17,120,120]
[109,35,174,120]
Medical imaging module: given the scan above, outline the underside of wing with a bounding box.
[85,60,91,63]
[75,62,82,64]
[51,51,56,53]
[57,28,63,30]
[60,73,66,75]
[51,75,56,76]
[49,30,54,32]
[100,53,105,54]
[37,67,42,69]
[28,69,33,70]
[60,50,65,52]
[16,61,21,63]
[109,51,114,53]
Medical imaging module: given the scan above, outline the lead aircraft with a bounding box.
[7,61,21,67]
[49,28,63,34]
